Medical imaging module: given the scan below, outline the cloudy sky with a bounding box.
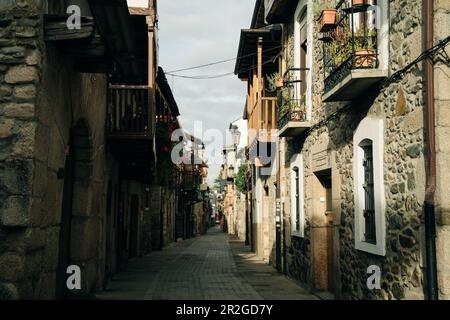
[155,0,255,183]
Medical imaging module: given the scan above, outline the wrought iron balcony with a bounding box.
[276,69,311,137]
[321,0,387,102]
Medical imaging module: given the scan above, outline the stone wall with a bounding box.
[149,186,177,249]
[192,201,203,236]
[0,0,154,299]
[234,193,246,241]
[1,1,51,299]
[279,0,448,299]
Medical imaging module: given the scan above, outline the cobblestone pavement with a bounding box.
[97,226,319,300]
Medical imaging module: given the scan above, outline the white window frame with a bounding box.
[294,0,313,121]
[353,117,386,256]
[290,153,305,238]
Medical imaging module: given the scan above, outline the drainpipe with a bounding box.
[423,0,438,300]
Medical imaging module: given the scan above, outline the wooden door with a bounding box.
[323,175,335,293]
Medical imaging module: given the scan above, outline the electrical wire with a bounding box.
[166,45,283,74]
[306,35,450,135]
[166,55,280,80]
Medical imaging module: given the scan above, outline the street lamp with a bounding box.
[230,125,241,148]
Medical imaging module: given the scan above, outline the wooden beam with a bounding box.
[109,84,150,90]
[44,15,95,41]
[257,37,263,131]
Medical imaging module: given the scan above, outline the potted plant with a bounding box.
[275,77,284,88]
[313,1,337,19]
[328,29,378,68]
[266,72,284,92]
[318,9,337,33]
[354,49,377,67]
[352,0,366,6]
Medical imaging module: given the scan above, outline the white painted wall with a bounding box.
[127,0,148,8]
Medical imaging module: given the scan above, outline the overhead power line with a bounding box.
[166,54,281,80]
[166,45,284,74]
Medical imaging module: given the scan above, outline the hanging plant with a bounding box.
[266,72,284,93]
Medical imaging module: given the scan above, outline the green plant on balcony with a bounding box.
[234,164,248,194]
[314,0,337,19]
[266,72,307,124]
[266,72,284,93]
[328,28,377,68]
[279,95,306,121]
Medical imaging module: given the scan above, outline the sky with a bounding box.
[155,0,255,184]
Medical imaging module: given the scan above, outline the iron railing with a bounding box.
[277,98,307,130]
[276,67,308,129]
[322,0,379,92]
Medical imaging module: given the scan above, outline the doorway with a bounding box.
[129,195,139,258]
[56,119,93,298]
[56,135,75,299]
[312,169,335,293]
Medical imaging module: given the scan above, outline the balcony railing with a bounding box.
[261,97,277,132]
[276,68,310,137]
[277,97,307,130]
[107,85,152,137]
[181,165,201,191]
[321,0,383,101]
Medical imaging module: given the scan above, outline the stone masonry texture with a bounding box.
[278,0,450,300]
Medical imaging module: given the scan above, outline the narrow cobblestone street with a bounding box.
[97,227,318,300]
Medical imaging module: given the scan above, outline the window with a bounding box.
[293,1,312,120]
[361,141,376,244]
[353,118,385,256]
[290,153,304,237]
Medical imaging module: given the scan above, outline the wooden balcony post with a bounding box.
[147,18,155,138]
[257,37,263,132]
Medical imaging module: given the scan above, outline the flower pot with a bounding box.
[352,0,366,6]
[318,9,337,33]
[275,77,284,88]
[354,49,377,67]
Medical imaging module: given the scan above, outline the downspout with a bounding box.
[423,0,438,300]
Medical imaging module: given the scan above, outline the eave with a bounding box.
[265,0,298,24]
[234,24,282,79]
[88,0,149,84]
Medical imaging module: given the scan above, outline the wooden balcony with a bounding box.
[261,97,277,133]
[181,165,199,191]
[107,84,155,180]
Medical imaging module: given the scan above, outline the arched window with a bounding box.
[353,118,385,256]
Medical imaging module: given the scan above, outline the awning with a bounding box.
[234,24,282,79]
[43,0,150,83]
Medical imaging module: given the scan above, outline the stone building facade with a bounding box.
[0,0,182,300]
[237,0,450,299]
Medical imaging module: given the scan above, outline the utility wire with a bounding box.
[166,55,280,80]
[306,35,450,135]
[166,45,284,74]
